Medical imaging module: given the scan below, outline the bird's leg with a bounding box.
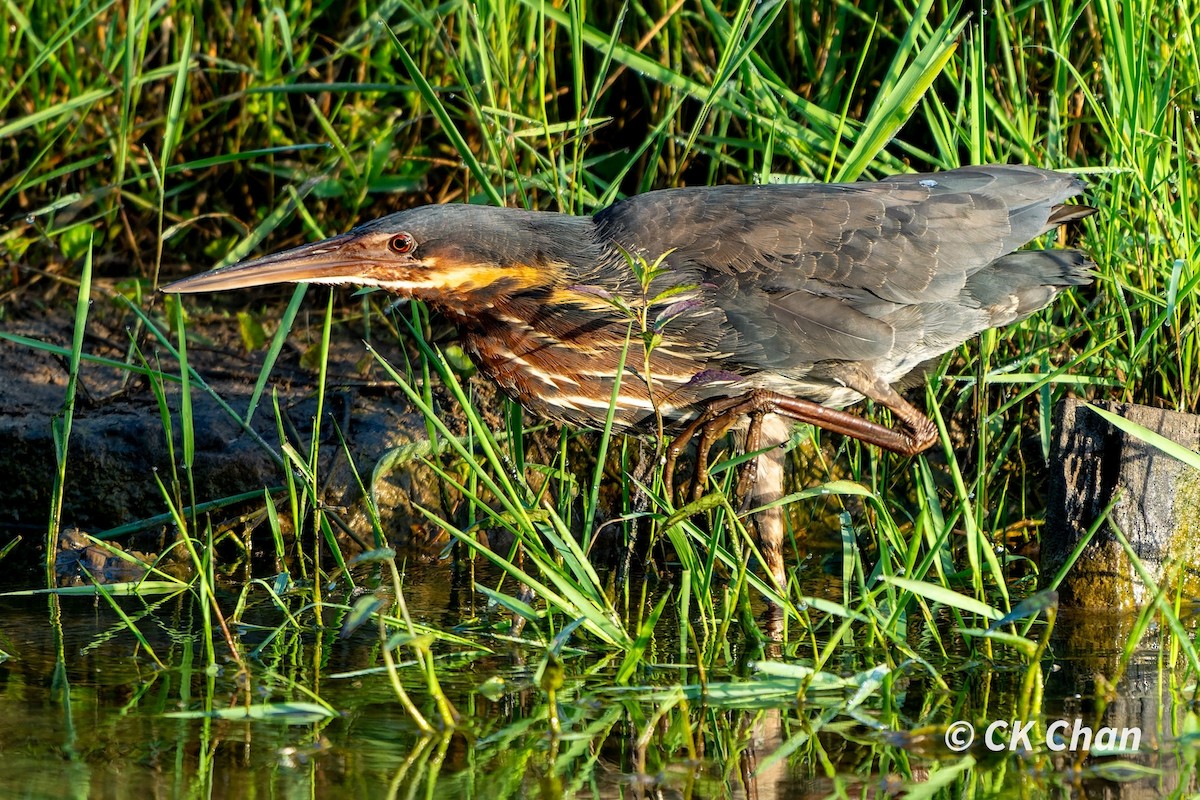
[826,369,940,456]
[737,413,791,596]
[735,408,767,511]
[675,371,937,506]
[663,409,715,503]
[754,375,938,457]
[690,399,752,501]
[658,376,934,606]
[666,395,780,503]
[510,569,535,637]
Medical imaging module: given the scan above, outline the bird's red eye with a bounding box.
[389,233,415,254]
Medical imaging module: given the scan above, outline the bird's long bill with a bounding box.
[162,233,361,293]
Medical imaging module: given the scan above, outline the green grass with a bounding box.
[1,0,1198,795]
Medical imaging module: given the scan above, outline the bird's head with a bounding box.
[163,204,598,315]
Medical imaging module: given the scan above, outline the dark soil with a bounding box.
[0,285,487,580]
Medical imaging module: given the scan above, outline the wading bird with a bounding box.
[164,165,1094,590]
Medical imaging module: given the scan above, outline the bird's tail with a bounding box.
[967,249,1094,327]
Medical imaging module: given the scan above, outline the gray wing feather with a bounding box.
[594,165,1090,370]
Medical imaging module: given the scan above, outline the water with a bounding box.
[0,560,1194,798]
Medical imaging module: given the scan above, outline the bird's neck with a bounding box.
[415,224,633,320]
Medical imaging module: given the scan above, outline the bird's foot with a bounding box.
[662,395,756,504]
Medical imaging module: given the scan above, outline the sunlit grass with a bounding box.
[1,0,1198,795]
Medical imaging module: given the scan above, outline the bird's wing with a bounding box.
[594,165,1088,365]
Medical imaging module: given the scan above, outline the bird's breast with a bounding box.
[457,298,738,433]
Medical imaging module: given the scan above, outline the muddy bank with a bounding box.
[0,295,481,571]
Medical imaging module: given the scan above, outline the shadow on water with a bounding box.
[0,548,1197,800]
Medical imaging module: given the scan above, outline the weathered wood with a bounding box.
[1043,398,1200,608]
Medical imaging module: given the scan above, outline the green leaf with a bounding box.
[163,702,337,723]
[59,222,92,260]
[1086,403,1200,469]
[236,311,267,351]
[881,576,1004,620]
[340,594,385,639]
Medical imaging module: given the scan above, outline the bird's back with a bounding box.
[591,165,1093,396]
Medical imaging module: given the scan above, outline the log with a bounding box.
[1042,398,1200,608]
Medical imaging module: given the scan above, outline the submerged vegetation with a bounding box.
[0,0,1198,795]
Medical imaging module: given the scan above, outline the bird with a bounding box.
[163,164,1095,590]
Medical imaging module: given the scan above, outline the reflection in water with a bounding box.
[0,569,1195,798]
